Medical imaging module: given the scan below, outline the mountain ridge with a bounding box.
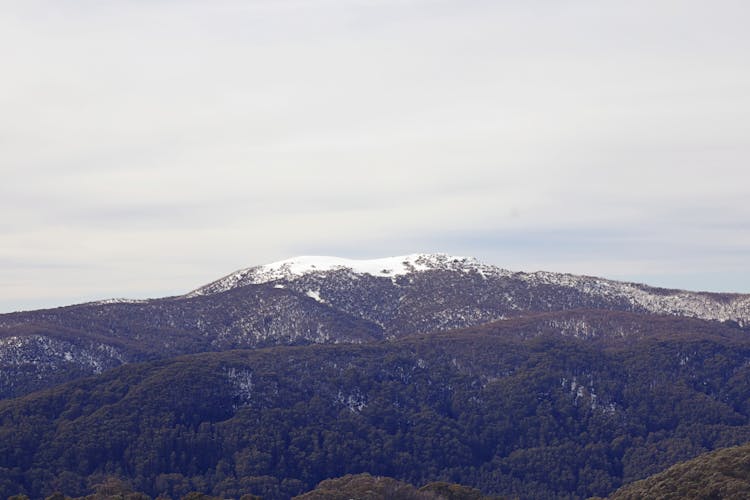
[2,254,750,497]
[189,254,750,327]
[6,254,749,320]
[187,253,495,296]
[3,317,750,499]
[2,254,749,400]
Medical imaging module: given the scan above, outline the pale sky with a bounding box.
[2,0,749,312]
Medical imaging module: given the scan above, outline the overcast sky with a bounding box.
[2,0,749,312]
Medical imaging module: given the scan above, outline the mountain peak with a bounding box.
[253,253,478,280]
[188,253,498,297]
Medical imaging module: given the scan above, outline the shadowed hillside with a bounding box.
[607,441,750,499]
[2,310,750,498]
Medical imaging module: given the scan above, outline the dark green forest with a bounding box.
[608,441,750,499]
[2,310,750,499]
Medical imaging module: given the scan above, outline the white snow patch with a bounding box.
[251,254,471,281]
[225,367,253,407]
[88,298,148,306]
[306,290,324,303]
[336,389,367,413]
[188,253,512,296]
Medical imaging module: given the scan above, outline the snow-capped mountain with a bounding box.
[188,254,506,295]
[190,253,750,329]
[1,253,749,399]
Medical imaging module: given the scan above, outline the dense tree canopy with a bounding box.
[2,310,750,499]
[608,442,750,499]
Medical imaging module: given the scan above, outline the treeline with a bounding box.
[2,313,750,498]
[7,473,496,500]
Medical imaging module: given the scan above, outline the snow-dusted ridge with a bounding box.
[521,271,750,326]
[188,253,510,297]
[186,253,750,327]
[88,298,149,306]
[3,253,750,400]
[248,254,497,280]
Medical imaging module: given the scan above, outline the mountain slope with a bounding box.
[190,254,750,330]
[0,284,381,399]
[2,253,749,400]
[2,310,750,499]
[608,442,750,499]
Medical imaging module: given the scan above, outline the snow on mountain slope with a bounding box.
[188,254,750,328]
[520,271,750,327]
[188,253,510,297]
[2,253,749,401]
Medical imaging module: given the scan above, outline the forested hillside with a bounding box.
[607,442,750,499]
[4,254,749,402]
[2,310,750,499]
